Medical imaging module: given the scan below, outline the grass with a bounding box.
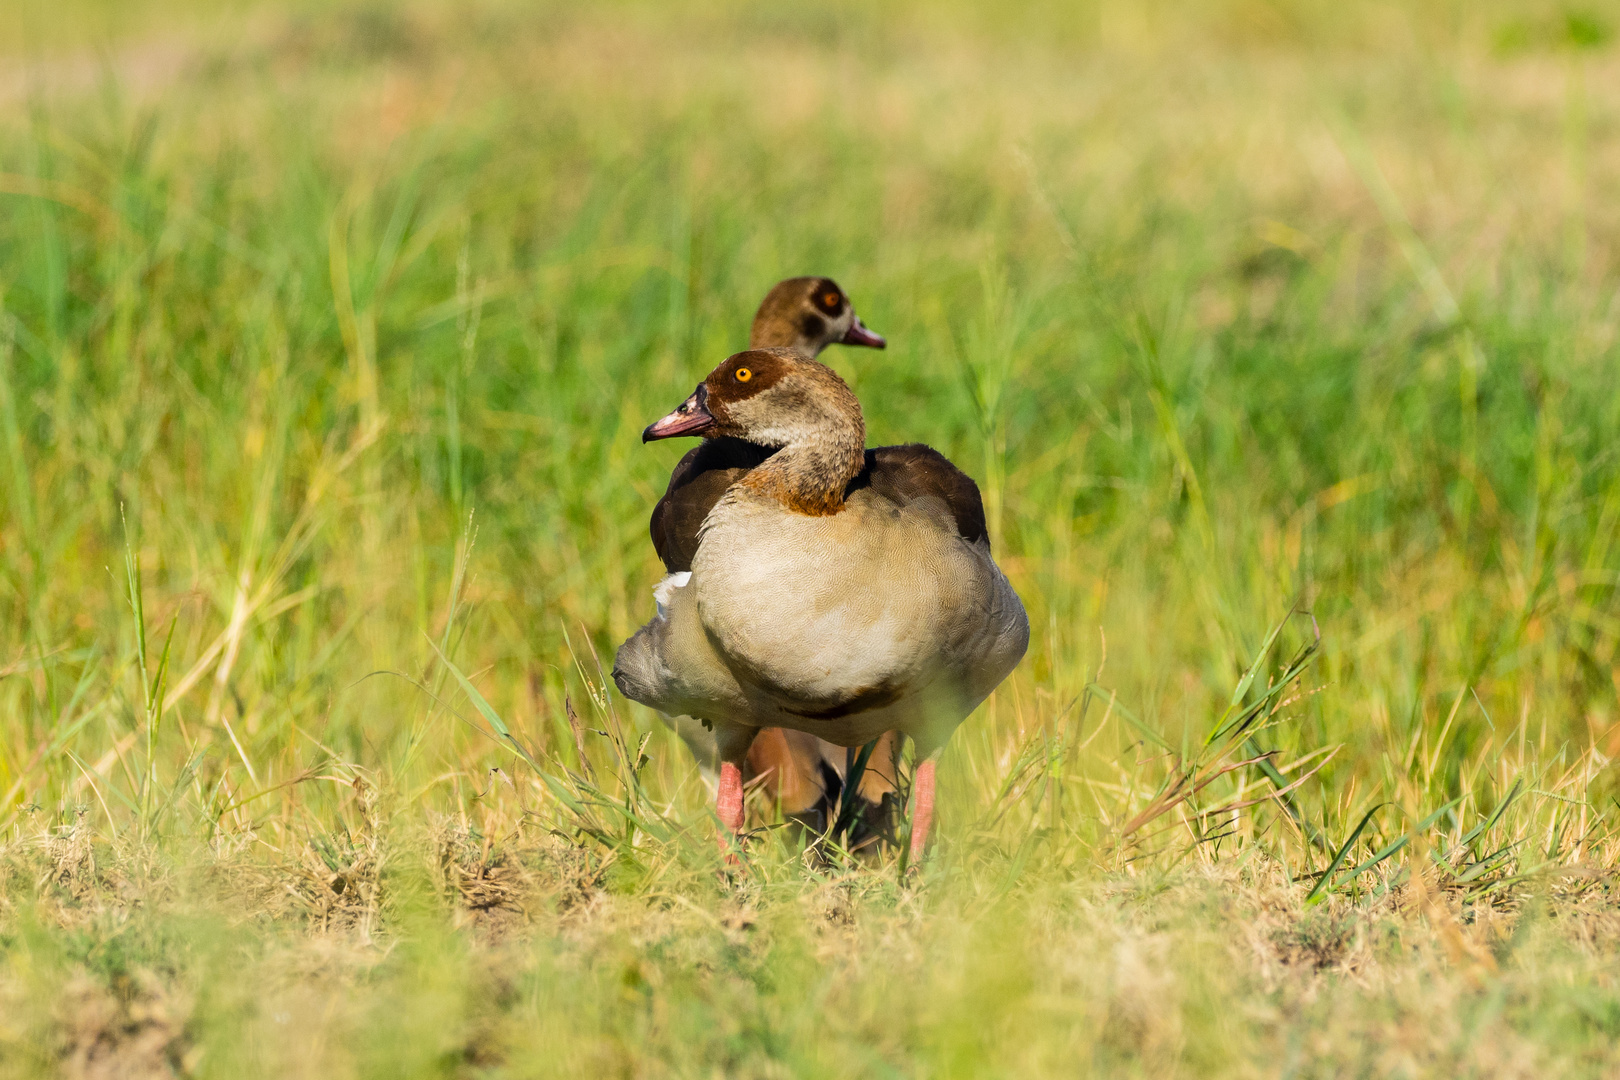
[3,0,1620,1074]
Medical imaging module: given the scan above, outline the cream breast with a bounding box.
[692,494,968,694]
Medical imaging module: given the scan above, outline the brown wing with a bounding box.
[849,443,989,546]
[650,437,777,572]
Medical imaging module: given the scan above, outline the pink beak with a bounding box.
[643,385,717,442]
[841,316,886,349]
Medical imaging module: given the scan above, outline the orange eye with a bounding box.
[822,292,839,308]
[735,367,752,382]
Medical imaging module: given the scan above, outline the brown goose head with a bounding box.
[750,277,886,357]
[643,348,865,514]
[643,348,862,446]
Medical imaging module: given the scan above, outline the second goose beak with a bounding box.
[840,316,886,349]
[643,384,717,442]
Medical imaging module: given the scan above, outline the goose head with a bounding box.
[751,277,886,357]
[643,348,865,515]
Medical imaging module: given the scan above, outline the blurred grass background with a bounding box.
[4,0,1620,1075]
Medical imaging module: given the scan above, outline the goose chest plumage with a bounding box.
[613,348,1029,860]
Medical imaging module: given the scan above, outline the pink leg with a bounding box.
[908,756,937,865]
[717,761,745,853]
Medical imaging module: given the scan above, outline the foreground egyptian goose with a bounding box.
[650,278,897,834]
[614,348,1029,862]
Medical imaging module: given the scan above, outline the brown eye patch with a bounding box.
[811,279,845,315]
[705,349,792,405]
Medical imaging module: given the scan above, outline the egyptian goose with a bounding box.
[614,349,1029,863]
[650,278,898,834]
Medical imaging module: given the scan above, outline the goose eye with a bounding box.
[821,291,840,309]
[735,367,752,383]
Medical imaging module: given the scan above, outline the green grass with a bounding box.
[3,0,1620,1075]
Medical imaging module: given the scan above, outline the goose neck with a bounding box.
[739,420,865,516]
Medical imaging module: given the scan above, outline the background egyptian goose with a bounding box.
[649,278,898,837]
[615,349,1029,863]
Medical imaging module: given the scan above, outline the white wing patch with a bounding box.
[653,571,692,618]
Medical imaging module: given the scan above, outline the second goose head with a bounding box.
[751,277,886,357]
[643,348,865,515]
